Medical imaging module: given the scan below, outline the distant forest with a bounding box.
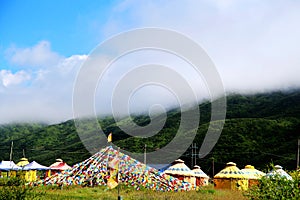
[1,89,300,176]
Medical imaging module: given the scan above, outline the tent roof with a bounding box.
[173,159,184,163]
[164,160,194,176]
[241,165,266,179]
[0,161,22,171]
[17,157,29,167]
[266,165,293,180]
[23,161,49,170]
[50,162,71,170]
[192,165,209,178]
[214,162,247,179]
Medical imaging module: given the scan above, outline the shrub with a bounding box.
[0,177,44,200]
[244,171,299,200]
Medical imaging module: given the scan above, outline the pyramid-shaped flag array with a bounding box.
[36,146,191,191]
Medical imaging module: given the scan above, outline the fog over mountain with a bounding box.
[1,0,300,124]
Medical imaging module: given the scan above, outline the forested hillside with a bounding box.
[0,90,299,176]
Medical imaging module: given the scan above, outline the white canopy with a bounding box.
[266,165,293,180]
[0,161,22,171]
[23,161,49,170]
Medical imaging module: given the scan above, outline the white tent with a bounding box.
[163,159,194,176]
[163,159,196,188]
[23,161,49,170]
[266,165,293,180]
[192,165,209,178]
[0,161,22,171]
[192,165,209,186]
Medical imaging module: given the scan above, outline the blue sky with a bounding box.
[0,0,117,67]
[1,0,300,124]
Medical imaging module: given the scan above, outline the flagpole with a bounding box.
[117,147,121,200]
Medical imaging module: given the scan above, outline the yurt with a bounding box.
[192,165,209,186]
[47,159,71,176]
[17,158,30,167]
[214,162,248,190]
[0,161,21,177]
[241,165,266,187]
[36,146,192,191]
[266,165,293,180]
[16,157,31,181]
[23,161,49,182]
[163,159,196,188]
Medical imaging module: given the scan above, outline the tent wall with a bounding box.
[184,176,196,188]
[17,170,37,182]
[167,174,196,188]
[248,179,259,187]
[170,174,184,181]
[195,177,209,186]
[0,170,17,178]
[214,178,248,191]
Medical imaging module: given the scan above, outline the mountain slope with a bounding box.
[0,90,299,174]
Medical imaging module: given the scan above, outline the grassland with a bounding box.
[34,185,247,200]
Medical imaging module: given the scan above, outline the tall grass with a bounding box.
[34,184,247,200]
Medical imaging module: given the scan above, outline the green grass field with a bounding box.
[34,185,247,200]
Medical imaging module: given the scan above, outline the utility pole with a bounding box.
[297,139,300,170]
[9,141,13,161]
[23,149,25,158]
[191,143,194,167]
[144,144,147,165]
[194,143,197,166]
[212,157,215,177]
[190,143,197,167]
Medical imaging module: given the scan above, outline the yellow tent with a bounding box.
[22,161,50,182]
[241,165,265,187]
[16,157,35,182]
[214,162,248,190]
[163,159,196,188]
[16,158,29,167]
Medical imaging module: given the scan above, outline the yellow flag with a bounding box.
[107,151,119,189]
[107,132,112,143]
[107,176,118,189]
[107,158,119,189]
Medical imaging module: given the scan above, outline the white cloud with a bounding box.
[0,70,31,87]
[6,40,63,68]
[58,55,88,75]
[0,40,88,123]
[101,0,300,93]
[2,1,300,124]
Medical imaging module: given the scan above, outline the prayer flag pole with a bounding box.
[117,147,122,200]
